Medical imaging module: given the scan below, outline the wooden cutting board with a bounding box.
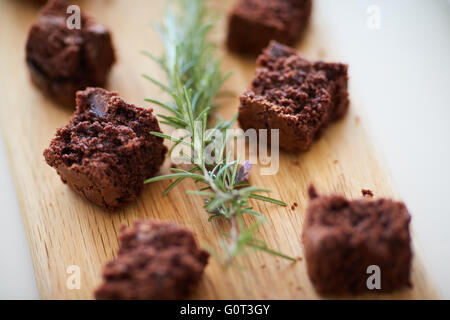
[0,0,437,299]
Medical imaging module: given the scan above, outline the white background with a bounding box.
[0,0,449,299]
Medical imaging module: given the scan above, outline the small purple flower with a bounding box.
[235,160,253,184]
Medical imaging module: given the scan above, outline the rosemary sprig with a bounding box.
[143,0,294,265]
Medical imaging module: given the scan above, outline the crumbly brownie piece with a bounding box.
[238,41,349,152]
[43,87,167,210]
[95,220,209,300]
[227,0,312,56]
[26,0,115,106]
[302,185,412,295]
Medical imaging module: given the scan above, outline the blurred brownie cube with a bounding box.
[29,0,47,6]
[227,0,312,56]
[43,88,167,210]
[95,220,209,300]
[26,0,115,106]
[238,41,349,152]
[302,185,412,295]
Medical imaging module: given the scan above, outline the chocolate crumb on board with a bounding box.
[95,220,209,300]
[238,41,349,152]
[307,184,319,199]
[26,0,115,106]
[303,185,412,295]
[361,189,374,197]
[43,88,167,210]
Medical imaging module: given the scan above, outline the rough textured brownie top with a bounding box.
[43,87,166,209]
[95,220,209,300]
[247,41,348,126]
[234,0,310,30]
[305,185,411,251]
[26,0,115,84]
[303,186,412,294]
[44,87,163,172]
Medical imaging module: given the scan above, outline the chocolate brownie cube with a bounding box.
[227,0,312,56]
[302,186,412,295]
[95,220,209,300]
[238,41,349,152]
[43,88,167,210]
[26,0,115,106]
[29,0,47,6]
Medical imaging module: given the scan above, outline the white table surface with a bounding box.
[0,0,449,299]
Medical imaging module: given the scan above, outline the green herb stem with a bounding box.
[143,0,294,265]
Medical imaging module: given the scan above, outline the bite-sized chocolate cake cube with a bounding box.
[238,41,349,152]
[227,0,312,56]
[43,88,167,210]
[95,220,209,300]
[26,0,115,106]
[302,185,412,295]
[29,0,47,5]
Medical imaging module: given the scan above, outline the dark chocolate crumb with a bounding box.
[361,189,374,197]
[307,184,319,199]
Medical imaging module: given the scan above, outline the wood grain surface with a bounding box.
[0,0,437,299]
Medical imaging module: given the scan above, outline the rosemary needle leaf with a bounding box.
[161,167,199,195]
[162,176,188,196]
[247,242,297,262]
[238,186,271,194]
[186,191,216,197]
[249,194,287,207]
[208,214,222,222]
[144,98,179,115]
[149,131,193,147]
[144,173,193,184]
[141,50,165,68]
[156,114,188,127]
[142,74,173,95]
[239,208,263,218]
